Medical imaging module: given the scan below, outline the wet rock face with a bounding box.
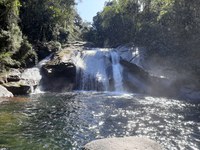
[40,49,76,92]
[84,137,162,150]
[120,59,177,97]
[42,62,75,78]
[3,80,37,95]
[41,62,76,92]
[120,59,150,93]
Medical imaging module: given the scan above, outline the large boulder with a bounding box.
[0,85,13,97]
[40,49,76,92]
[120,59,176,97]
[114,45,181,97]
[0,69,21,84]
[3,80,37,95]
[0,68,40,95]
[84,137,162,150]
[120,59,149,93]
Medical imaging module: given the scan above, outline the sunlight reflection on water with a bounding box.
[0,92,199,150]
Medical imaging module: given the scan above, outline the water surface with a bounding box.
[0,92,199,150]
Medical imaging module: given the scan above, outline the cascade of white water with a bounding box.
[33,55,53,93]
[110,51,124,92]
[75,49,110,91]
[75,49,124,92]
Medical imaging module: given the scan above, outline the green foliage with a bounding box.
[0,0,78,71]
[20,0,75,43]
[87,0,200,75]
[12,37,38,68]
[0,0,23,71]
[85,0,140,47]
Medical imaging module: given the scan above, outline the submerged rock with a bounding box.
[84,137,162,150]
[0,85,13,97]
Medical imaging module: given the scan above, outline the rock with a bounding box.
[0,69,22,85]
[1,69,21,83]
[64,41,95,48]
[40,49,76,92]
[0,68,41,95]
[0,75,7,84]
[3,80,36,95]
[120,59,149,79]
[21,68,41,84]
[0,85,13,97]
[120,59,150,93]
[120,59,176,96]
[84,137,162,150]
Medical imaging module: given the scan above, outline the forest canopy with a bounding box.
[0,0,84,71]
[84,0,200,76]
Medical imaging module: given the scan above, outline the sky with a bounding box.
[76,0,107,22]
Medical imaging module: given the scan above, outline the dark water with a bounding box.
[0,92,199,150]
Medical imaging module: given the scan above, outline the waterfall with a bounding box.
[75,49,124,92]
[110,51,124,92]
[75,49,110,91]
[21,49,124,93]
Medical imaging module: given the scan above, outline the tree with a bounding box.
[19,0,75,42]
[86,0,140,47]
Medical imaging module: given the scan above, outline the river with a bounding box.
[0,92,199,150]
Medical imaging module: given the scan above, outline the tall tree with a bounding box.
[20,0,75,42]
[0,0,23,71]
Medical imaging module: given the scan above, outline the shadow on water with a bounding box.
[0,92,199,150]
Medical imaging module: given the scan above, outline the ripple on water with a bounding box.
[0,92,199,150]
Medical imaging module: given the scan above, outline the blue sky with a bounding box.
[76,0,107,22]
